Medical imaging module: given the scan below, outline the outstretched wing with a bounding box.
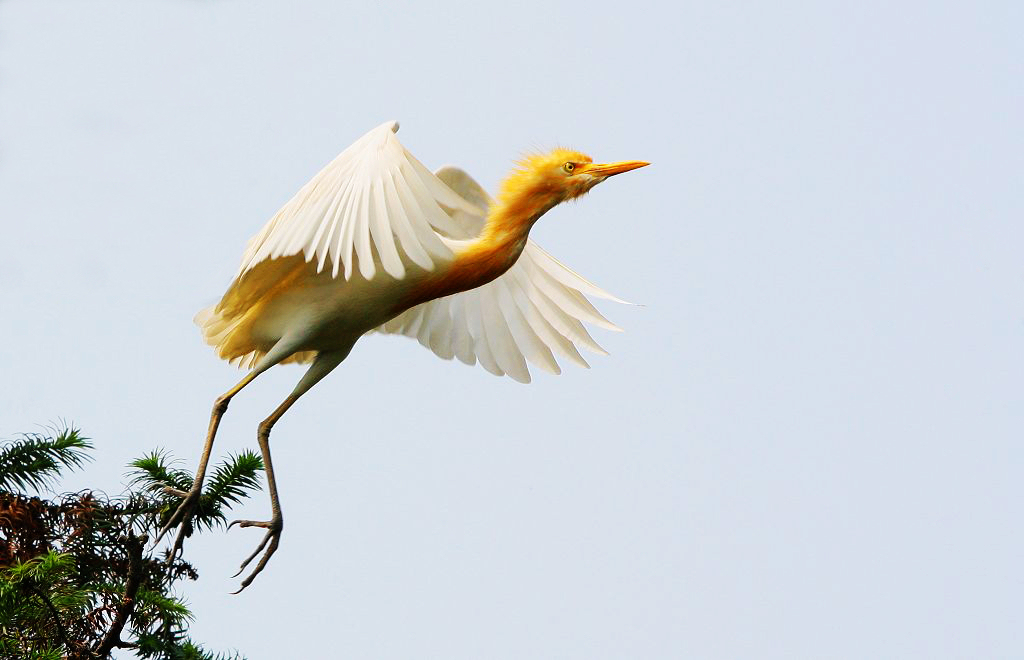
[237,121,483,281]
[374,167,628,383]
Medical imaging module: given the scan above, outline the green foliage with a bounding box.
[0,427,260,659]
[130,450,196,494]
[204,452,264,514]
[129,449,263,533]
[0,551,88,658]
[0,426,92,492]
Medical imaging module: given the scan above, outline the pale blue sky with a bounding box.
[1,1,1021,658]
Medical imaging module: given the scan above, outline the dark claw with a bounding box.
[153,487,202,564]
[228,516,283,593]
[161,485,189,498]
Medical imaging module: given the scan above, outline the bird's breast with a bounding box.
[242,238,525,354]
[391,239,525,315]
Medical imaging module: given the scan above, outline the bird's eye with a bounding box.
[563,162,575,174]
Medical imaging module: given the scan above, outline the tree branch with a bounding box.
[94,533,146,657]
[28,583,70,653]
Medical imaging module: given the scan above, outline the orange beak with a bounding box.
[577,160,650,177]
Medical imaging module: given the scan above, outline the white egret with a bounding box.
[157,121,648,591]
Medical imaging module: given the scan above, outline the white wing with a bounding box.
[237,121,483,280]
[375,167,629,383]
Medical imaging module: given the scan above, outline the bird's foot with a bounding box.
[153,485,202,563]
[228,515,283,593]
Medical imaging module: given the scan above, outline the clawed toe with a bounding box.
[161,485,190,498]
[228,516,283,593]
[227,518,275,531]
[153,487,202,563]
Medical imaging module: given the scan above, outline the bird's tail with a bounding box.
[193,305,314,370]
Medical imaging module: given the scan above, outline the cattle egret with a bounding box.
[157,121,648,591]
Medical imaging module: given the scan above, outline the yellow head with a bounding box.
[496,148,649,220]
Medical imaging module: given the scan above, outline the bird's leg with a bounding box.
[229,348,348,593]
[227,392,296,592]
[155,335,315,560]
[154,369,262,559]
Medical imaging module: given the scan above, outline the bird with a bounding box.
[155,120,648,591]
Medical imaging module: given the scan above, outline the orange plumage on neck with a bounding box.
[397,148,599,312]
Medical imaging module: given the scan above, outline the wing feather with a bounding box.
[529,282,609,356]
[355,181,375,279]
[449,295,477,366]
[368,176,404,278]
[530,265,622,332]
[307,160,356,265]
[310,178,344,272]
[376,237,625,381]
[382,169,433,271]
[524,243,628,303]
[464,290,505,377]
[394,167,452,259]
[507,267,590,369]
[338,182,363,279]
[328,172,360,277]
[496,281,560,375]
[479,286,531,383]
[402,161,465,237]
[236,121,456,280]
[412,159,486,217]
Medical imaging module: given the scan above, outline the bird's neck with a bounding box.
[397,194,558,311]
[459,198,554,276]
[485,183,563,243]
